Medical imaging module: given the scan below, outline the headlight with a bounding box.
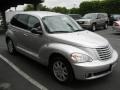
[84,21,90,25]
[71,53,93,63]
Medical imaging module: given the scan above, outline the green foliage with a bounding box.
[51,7,68,14]
[24,4,50,11]
[79,0,120,15]
[24,0,120,15]
[24,4,34,11]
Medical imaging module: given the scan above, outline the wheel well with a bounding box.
[48,53,72,67]
[105,21,108,24]
[6,36,10,43]
[92,22,96,25]
[48,53,75,78]
[49,53,66,64]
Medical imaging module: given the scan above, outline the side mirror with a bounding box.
[31,28,43,35]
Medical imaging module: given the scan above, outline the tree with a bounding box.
[24,4,34,11]
[79,0,120,15]
[24,4,50,11]
[52,7,68,14]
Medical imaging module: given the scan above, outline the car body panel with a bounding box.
[6,11,118,80]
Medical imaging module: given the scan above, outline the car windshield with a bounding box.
[42,15,83,33]
[112,15,120,20]
[82,13,97,19]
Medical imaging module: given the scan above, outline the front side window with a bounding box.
[42,15,83,33]
[28,16,41,30]
[82,13,97,19]
[17,14,29,29]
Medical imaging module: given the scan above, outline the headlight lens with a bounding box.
[71,53,93,63]
[84,21,90,25]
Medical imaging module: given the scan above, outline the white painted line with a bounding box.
[0,54,48,90]
[108,38,120,41]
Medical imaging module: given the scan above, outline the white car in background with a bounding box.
[113,20,120,32]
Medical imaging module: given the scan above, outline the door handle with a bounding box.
[23,34,28,37]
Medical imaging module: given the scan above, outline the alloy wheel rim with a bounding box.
[105,24,108,29]
[53,61,68,81]
[92,25,96,31]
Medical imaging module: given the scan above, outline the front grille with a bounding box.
[78,21,84,24]
[96,45,113,60]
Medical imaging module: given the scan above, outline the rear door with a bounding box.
[10,14,29,49]
[97,14,104,26]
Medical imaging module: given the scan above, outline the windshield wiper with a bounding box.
[74,29,84,32]
[51,31,73,33]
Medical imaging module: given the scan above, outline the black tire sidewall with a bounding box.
[91,24,96,31]
[7,39,16,55]
[49,56,74,83]
[104,23,108,29]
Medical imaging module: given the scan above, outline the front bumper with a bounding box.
[112,26,120,32]
[79,24,92,29]
[71,50,118,80]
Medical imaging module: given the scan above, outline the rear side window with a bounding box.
[10,14,19,26]
[98,14,107,19]
[11,14,29,30]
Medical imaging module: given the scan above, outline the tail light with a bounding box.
[114,22,119,26]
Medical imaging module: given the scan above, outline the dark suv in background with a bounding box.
[77,13,109,31]
[68,14,81,21]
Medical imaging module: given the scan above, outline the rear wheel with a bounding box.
[91,24,96,31]
[104,23,108,29]
[49,56,74,83]
[7,39,16,55]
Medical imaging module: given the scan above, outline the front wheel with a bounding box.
[91,24,96,31]
[49,56,74,83]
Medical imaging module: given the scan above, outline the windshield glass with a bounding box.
[42,15,83,33]
[82,13,97,19]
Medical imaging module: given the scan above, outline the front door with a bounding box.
[23,15,46,57]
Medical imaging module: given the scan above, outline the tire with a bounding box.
[7,39,16,55]
[91,24,96,31]
[104,23,108,29]
[49,56,74,83]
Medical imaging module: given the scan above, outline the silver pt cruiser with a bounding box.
[6,11,118,83]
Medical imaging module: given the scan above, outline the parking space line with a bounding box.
[108,38,120,41]
[0,54,48,90]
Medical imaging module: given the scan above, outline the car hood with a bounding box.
[50,30,109,48]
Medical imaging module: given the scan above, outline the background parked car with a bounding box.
[68,14,82,21]
[112,20,120,32]
[77,13,109,31]
[109,14,120,25]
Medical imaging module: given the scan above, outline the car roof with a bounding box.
[16,11,63,18]
[86,13,107,15]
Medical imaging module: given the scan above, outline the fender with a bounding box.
[6,28,18,47]
[38,43,91,66]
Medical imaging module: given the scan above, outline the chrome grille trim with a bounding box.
[96,45,113,60]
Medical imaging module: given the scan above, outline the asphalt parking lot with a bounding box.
[0,26,120,90]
